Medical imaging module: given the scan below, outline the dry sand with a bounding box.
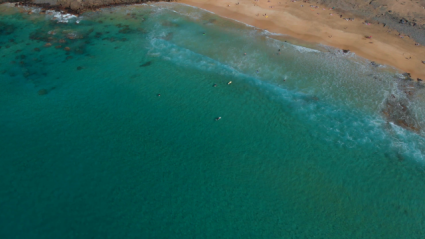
[179,0,425,81]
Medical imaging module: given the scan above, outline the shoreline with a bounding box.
[1,1,423,131]
[4,0,425,80]
[178,0,425,81]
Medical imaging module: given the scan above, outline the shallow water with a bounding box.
[1,3,425,238]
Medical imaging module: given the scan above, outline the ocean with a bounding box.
[1,3,425,238]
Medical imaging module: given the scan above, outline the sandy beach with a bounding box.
[179,0,425,81]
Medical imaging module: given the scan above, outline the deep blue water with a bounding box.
[2,3,425,238]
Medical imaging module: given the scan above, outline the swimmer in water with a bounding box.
[228,81,232,85]
[213,84,217,87]
[215,117,221,121]
[157,94,161,97]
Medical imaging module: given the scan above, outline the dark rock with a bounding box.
[342,49,350,53]
[119,28,132,34]
[15,54,26,60]
[418,78,423,82]
[38,89,48,95]
[382,79,422,132]
[140,61,152,67]
[371,61,379,67]
[399,18,408,24]
[0,22,15,36]
[402,72,412,80]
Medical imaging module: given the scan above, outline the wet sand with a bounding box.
[179,0,425,81]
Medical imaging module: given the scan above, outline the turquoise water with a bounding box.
[2,3,425,238]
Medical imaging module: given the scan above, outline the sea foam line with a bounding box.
[45,10,81,23]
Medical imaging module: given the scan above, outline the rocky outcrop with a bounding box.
[382,75,423,132]
[316,0,425,45]
[55,0,146,12]
[7,0,175,14]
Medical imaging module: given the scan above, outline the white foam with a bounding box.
[46,10,81,23]
[175,3,258,29]
[7,4,80,25]
[292,45,320,53]
[263,30,285,36]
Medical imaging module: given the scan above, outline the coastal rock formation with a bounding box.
[382,76,423,132]
[317,0,425,45]
[6,0,175,13]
